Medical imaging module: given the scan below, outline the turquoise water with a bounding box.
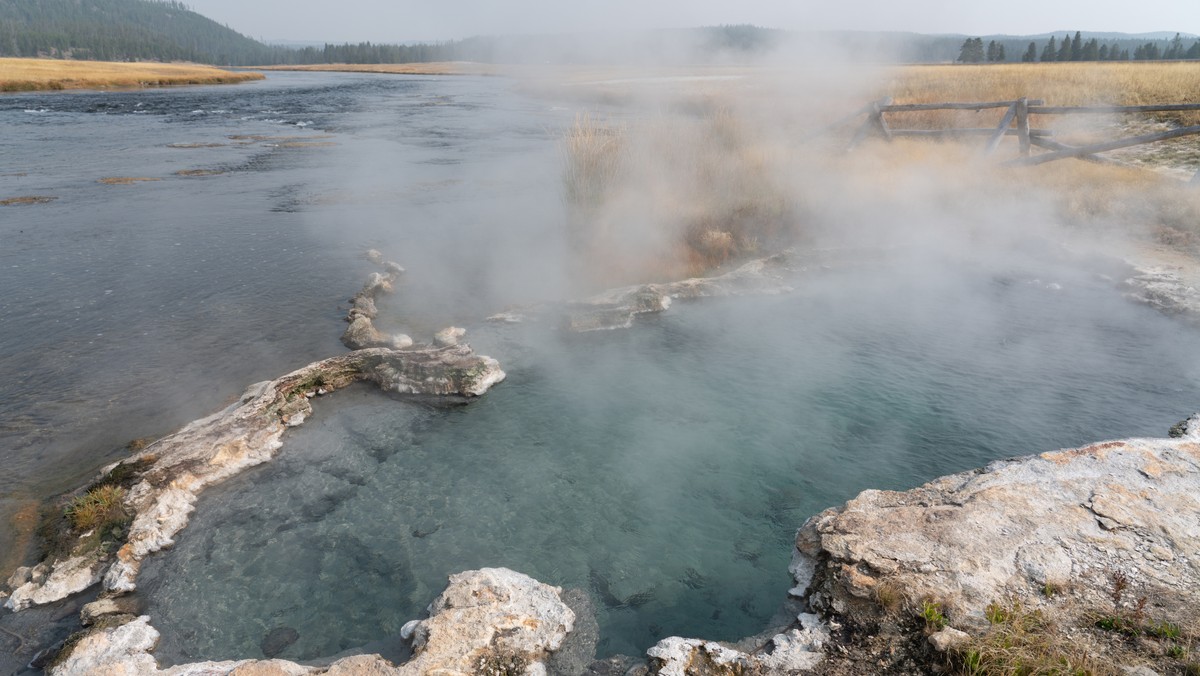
[138,256,1200,665]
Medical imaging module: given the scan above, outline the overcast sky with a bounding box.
[184,0,1200,44]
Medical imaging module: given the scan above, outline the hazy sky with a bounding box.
[186,0,1199,44]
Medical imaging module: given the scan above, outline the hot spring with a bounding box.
[137,254,1200,663]
[4,69,1199,671]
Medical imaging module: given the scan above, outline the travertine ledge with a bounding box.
[3,344,504,612]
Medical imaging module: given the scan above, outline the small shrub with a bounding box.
[922,599,948,630]
[1166,643,1187,659]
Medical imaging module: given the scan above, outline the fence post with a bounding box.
[1015,97,1031,156]
[848,97,893,151]
[984,102,1019,155]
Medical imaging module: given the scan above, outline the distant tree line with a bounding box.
[4,0,1199,68]
[959,31,1200,63]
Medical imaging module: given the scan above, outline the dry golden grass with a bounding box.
[555,61,1200,286]
[227,134,335,141]
[64,485,127,533]
[0,195,57,206]
[878,62,1200,128]
[0,57,263,91]
[175,169,224,176]
[885,62,1200,107]
[98,177,162,185]
[254,62,497,76]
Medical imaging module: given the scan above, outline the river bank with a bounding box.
[0,58,263,92]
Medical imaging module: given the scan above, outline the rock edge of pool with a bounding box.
[4,248,1200,675]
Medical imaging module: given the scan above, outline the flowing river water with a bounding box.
[2,71,1200,668]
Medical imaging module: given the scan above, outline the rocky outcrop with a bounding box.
[342,257,412,350]
[5,345,504,610]
[46,568,573,676]
[4,558,106,615]
[1123,264,1200,324]
[646,614,829,675]
[788,412,1200,673]
[565,251,801,331]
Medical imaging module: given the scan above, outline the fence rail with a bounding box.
[845,97,1200,181]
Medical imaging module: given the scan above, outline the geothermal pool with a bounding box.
[4,69,1200,669]
[138,258,1200,662]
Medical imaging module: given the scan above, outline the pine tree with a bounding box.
[958,37,984,63]
[1098,44,1109,60]
[1056,34,1071,61]
[1082,38,1099,61]
[1070,31,1083,60]
[1022,41,1037,62]
[1166,33,1184,59]
[1041,35,1057,62]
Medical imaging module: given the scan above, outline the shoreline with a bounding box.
[250,61,498,76]
[0,58,264,92]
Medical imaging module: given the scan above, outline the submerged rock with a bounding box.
[260,627,299,658]
[80,596,142,626]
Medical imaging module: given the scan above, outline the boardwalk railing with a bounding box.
[845,97,1200,180]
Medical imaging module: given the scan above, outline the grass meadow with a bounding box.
[0,57,263,91]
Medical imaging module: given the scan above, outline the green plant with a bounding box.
[1146,621,1182,640]
[986,601,1012,625]
[1167,643,1187,659]
[922,599,948,630]
[1094,615,1140,636]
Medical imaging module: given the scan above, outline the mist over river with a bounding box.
[3,72,1200,667]
[0,71,572,565]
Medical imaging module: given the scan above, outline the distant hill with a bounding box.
[0,0,274,64]
[0,3,1196,67]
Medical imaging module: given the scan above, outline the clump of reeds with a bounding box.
[560,104,797,285]
[561,112,627,214]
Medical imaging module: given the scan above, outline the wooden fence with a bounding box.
[845,97,1200,181]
